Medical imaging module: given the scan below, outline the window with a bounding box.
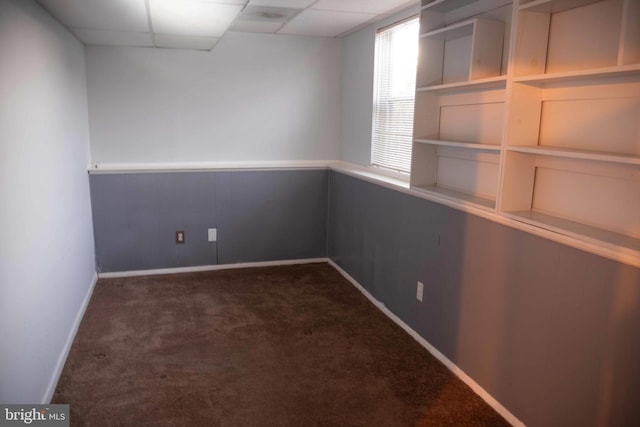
[371,17,419,174]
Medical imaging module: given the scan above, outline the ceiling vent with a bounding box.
[230,6,303,34]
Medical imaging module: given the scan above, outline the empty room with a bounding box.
[1,0,639,425]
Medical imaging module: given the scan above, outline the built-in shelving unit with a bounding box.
[412,0,512,211]
[503,0,640,254]
[412,0,640,264]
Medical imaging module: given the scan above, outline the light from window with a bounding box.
[371,17,419,174]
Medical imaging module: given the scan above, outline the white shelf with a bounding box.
[512,64,640,86]
[519,0,603,14]
[416,138,501,151]
[506,146,640,165]
[417,75,507,92]
[421,18,476,39]
[504,210,640,252]
[412,185,496,210]
[422,0,485,13]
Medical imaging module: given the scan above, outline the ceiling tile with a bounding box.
[312,0,415,15]
[154,34,219,51]
[279,9,375,37]
[71,29,153,47]
[37,0,148,32]
[150,0,243,37]
[248,0,316,8]
[37,0,417,49]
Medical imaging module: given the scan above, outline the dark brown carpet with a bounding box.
[53,263,509,426]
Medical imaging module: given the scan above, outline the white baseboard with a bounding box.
[42,272,99,404]
[327,259,526,427]
[98,258,329,279]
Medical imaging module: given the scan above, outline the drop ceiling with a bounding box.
[37,0,418,51]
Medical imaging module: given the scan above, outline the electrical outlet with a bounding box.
[208,228,217,242]
[176,231,185,244]
[416,281,424,302]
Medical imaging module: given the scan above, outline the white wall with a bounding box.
[0,0,96,403]
[86,33,341,165]
[339,6,420,166]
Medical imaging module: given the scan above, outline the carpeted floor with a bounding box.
[53,263,509,426]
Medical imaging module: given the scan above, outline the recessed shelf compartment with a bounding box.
[414,87,505,145]
[418,17,505,86]
[506,80,640,155]
[513,0,640,77]
[411,144,500,211]
[500,152,640,249]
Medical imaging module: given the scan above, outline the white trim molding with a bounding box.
[42,272,99,404]
[88,160,336,174]
[98,258,329,278]
[327,259,526,427]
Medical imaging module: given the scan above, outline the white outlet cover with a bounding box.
[416,281,424,302]
[208,228,217,242]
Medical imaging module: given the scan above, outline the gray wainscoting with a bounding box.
[89,167,640,426]
[327,171,640,427]
[90,169,328,272]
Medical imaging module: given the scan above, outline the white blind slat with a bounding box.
[372,18,419,173]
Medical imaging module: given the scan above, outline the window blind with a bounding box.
[371,17,419,174]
